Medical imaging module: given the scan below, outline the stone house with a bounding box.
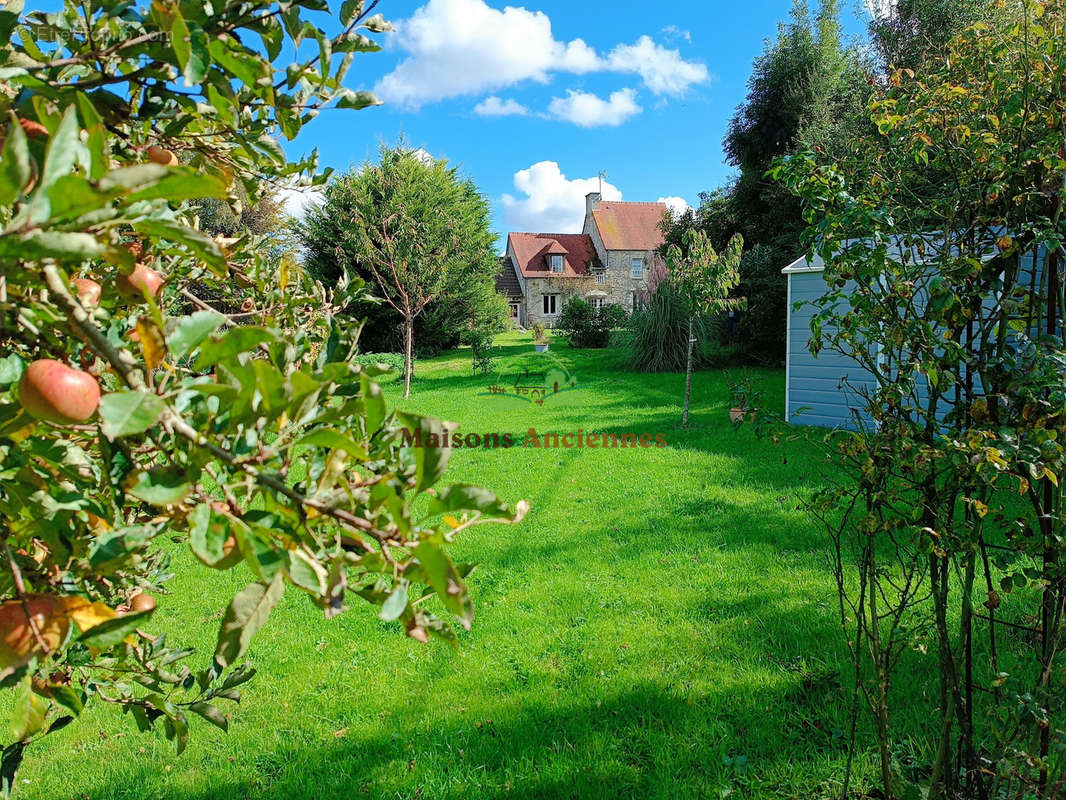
[496,193,669,328]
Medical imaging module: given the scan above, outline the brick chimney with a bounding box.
[585,191,601,215]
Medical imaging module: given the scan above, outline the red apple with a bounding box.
[146,145,178,166]
[18,360,101,424]
[71,278,101,307]
[18,118,48,139]
[117,263,164,302]
[129,593,156,614]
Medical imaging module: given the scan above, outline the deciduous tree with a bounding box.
[296,145,502,397]
[666,229,743,426]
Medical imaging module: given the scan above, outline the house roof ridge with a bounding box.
[510,231,590,239]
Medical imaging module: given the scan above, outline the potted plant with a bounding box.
[533,323,549,353]
[728,373,760,425]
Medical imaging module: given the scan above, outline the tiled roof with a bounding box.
[507,233,600,279]
[495,256,523,297]
[591,201,669,252]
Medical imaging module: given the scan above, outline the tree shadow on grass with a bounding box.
[86,656,859,800]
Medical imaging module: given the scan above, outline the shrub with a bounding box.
[622,283,707,372]
[460,287,508,375]
[464,329,497,375]
[557,298,627,349]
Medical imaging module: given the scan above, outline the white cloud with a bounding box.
[276,187,323,220]
[661,25,692,44]
[474,96,531,117]
[658,196,692,218]
[374,0,710,110]
[375,0,601,108]
[606,35,709,97]
[547,88,641,128]
[411,147,436,165]
[864,0,897,20]
[502,161,622,233]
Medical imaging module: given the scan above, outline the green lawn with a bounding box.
[17,331,901,799]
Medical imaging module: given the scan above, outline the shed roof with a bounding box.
[782,253,826,274]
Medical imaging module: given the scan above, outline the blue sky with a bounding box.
[31,0,873,245]
[280,0,874,246]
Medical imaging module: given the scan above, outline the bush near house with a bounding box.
[557,298,627,349]
[622,282,706,373]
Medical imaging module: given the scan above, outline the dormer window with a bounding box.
[550,254,564,273]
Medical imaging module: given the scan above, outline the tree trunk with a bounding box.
[403,313,414,399]
[682,316,694,427]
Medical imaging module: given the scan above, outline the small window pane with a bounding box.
[631,258,643,278]
[551,255,564,273]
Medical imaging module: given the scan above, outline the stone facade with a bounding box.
[524,276,594,328]
[523,253,653,327]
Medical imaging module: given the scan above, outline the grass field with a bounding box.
[15,331,905,799]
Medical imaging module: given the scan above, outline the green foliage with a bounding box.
[0,0,525,789]
[623,282,706,373]
[775,2,1066,795]
[667,229,744,320]
[294,143,504,395]
[556,298,626,349]
[869,0,995,70]
[461,283,508,375]
[666,229,744,425]
[661,0,873,365]
[735,245,787,363]
[351,352,406,379]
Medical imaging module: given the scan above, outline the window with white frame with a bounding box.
[595,272,606,285]
[631,257,644,278]
[542,294,558,315]
[589,296,604,312]
[550,254,564,273]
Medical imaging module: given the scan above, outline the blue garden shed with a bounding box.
[782,252,877,428]
[782,242,1055,429]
